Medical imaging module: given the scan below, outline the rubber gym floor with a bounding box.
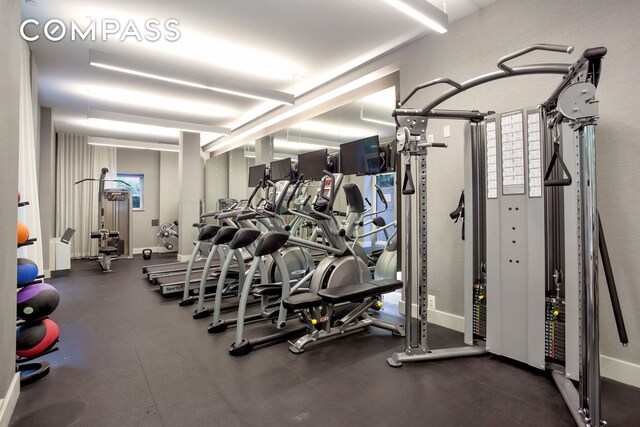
[10,254,640,427]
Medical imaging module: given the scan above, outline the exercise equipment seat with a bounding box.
[343,183,366,213]
[282,292,322,310]
[228,229,262,250]
[197,225,221,241]
[213,226,239,245]
[254,232,289,257]
[98,246,118,254]
[317,279,403,304]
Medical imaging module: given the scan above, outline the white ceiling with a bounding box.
[23,0,494,149]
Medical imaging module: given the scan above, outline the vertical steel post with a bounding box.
[578,124,600,426]
[403,152,414,351]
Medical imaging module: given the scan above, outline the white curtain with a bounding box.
[56,133,117,258]
[17,40,43,272]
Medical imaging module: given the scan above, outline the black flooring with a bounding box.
[10,255,640,427]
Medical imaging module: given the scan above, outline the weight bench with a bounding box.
[283,279,405,353]
[90,230,120,272]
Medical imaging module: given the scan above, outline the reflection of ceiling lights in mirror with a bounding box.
[380,0,449,33]
[361,86,396,108]
[90,62,294,104]
[294,120,373,138]
[360,116,396,127]
[273,139,332,151]
[87,86,235,118]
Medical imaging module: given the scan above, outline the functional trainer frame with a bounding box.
[388,44,627,427]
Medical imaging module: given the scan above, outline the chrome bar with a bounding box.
[579,124,600,426]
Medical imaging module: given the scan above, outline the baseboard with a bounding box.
[0,373,20,427]
[400,302,639,388]
[133,246,178,255]
[400,301,465,333]
[177,254,191,262]
[601,355,640,388]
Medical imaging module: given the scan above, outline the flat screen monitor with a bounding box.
[298,149,328,181]
[248,164,266,187]
[270,158,292,182]
[340,136,381,175]
[362,136,381,174]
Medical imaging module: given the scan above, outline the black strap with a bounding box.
[543,142,572,187]
[402,163,415,195]
[449,190,465,240]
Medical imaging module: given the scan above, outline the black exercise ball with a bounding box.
[17,258,38,286]
[17,283,60,321]
[16,319,60,359]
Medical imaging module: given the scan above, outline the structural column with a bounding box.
[38,107,55,274]
[178,131,204,260]
[255,135,274,166]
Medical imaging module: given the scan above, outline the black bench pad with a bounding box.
[282,293,322,310]
[98,246,118,254]
[317,280,402,304]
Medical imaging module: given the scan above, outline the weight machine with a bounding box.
[75,167,132,272]
[388,44,628,427]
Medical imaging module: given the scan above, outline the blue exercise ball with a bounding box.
[17,258,38,286]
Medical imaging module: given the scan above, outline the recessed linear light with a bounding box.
[88,110,231,136]
[380,0,448,33]
[88,138,179,152]
[86,118,179,138]
[87,86,234,119]
[90,62,294,105]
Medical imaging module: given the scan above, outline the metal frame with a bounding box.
[388,44,616,427]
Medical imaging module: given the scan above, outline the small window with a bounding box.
[117,173,144,210]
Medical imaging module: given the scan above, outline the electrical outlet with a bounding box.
[427,134,434,143]
[428,295,435,310]
[443,125,451,138]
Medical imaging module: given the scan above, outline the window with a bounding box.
[117,173,144,210]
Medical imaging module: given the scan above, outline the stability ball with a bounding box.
[17,258,39,285]
[17,283,60,321]
[16,319,60,359]
[17,222,29,244]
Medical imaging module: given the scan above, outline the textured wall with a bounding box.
[397,0,640,363]
[0,0,21,399]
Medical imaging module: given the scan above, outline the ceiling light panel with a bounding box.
[380,0,449,33]
[89,49,295,105]
[87,118,179,138]
[87,85,235,119]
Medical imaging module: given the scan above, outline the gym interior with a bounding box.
[2,1,639,426]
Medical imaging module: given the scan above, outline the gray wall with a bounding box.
[38,107,55,272]
[117,148,161,249]
[0,0,20,401]
[228,148,255,200]
[205,152,229,213]
[159,151,180,231]
[394,0,640,363]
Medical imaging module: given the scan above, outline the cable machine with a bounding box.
[388,44,628,427]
